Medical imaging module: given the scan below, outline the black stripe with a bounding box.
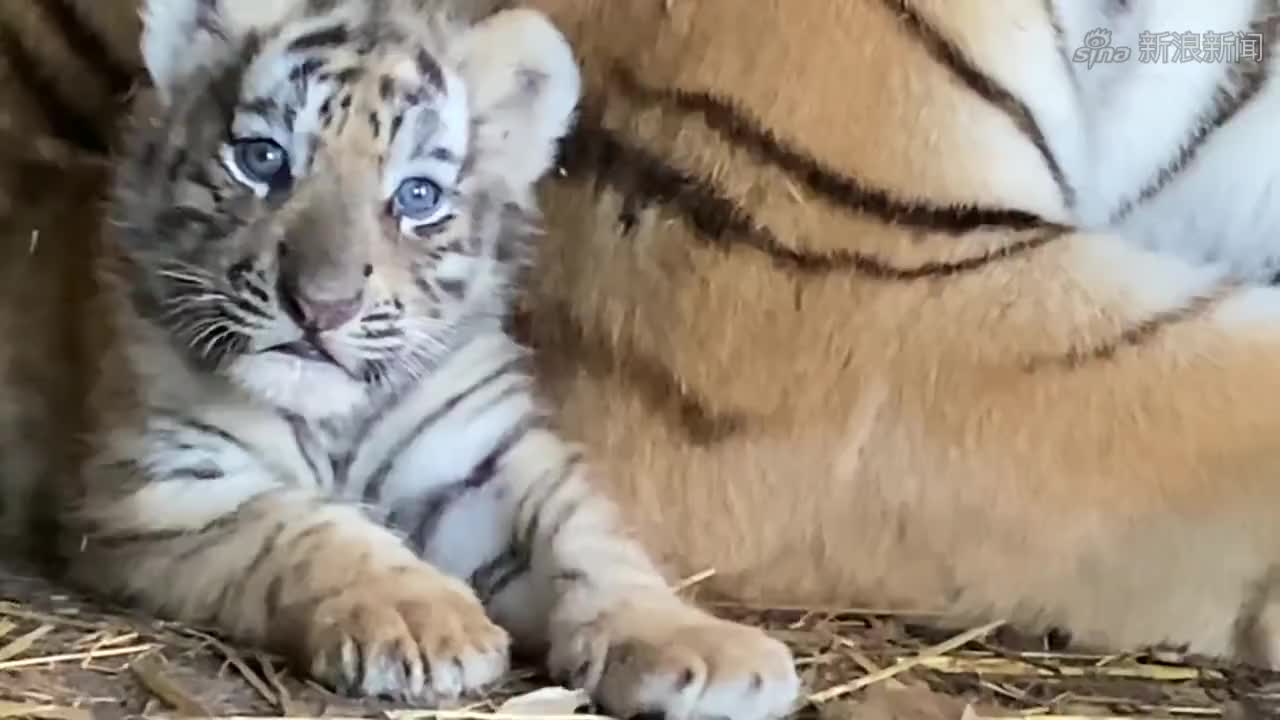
[330,399,393,489]
[1108,27,1272,223]
[430,147,460,164]
[284,414,329,488]
[514,455,583,551]
[142,495,308,564]
[155,204,226,239]
[263,519,336,606]
[282,519,333,556]
[91,511,243,549]
[465,416,539,489]
[288,24,350,52]
[544,492,586,549]
[149,409,254,456]
[361,325,402,341]
[1042,0,1082,98]
[1023,285,1232,371]
[438,277,467,299]
[360,356,528,502]
[610,66,1051,234]
[322,66,364,85]
[415,47,445,92]
[409,416,540,553]
[0,23,108,154]
[39,0,137,97]
[289,57,326,84]
[514,305,747,446]
[1234,565,1280,666]
[242,522,287,584]
[362,308,399,324]
[232,297,273,320]
[406,491,453,553]
[212,520,287,617]
[159,462,224,482]
[471,546,530,604]
[552,568,591,591]
[562,124,1070,279]
[263,576,286,624]
[511,469,558,554]
[880,0,1075,209]
[240,97,279,117]
[170,520,248,565]
[194,0,229,43]
[470,377,533,418]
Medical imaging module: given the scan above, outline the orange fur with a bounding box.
[0,0,140,158]
[518,0,1280,665]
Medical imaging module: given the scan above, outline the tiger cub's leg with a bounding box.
[481,429,800,720]
[67,431,509,703]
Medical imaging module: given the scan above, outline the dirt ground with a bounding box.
[0,562,1274,720]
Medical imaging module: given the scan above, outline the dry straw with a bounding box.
[0,565,1272,719]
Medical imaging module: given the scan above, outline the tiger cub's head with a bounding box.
[111,0,579,418]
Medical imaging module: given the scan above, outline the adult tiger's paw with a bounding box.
[549,604,800,720]
[297,565,511,704]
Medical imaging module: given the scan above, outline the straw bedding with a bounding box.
[0,562,1273,720]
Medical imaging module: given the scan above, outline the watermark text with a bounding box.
[1073,28,1264,69]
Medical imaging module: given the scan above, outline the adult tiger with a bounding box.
[0,0,142,554]
[0,0,141,157]
[514,0,1280,669]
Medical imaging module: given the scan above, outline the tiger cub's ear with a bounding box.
[139,0,300,104]
[451,8,581,188]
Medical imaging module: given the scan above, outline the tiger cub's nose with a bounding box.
[280,283,364,331]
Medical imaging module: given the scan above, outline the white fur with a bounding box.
[1045,0,1280,278]
[1113,71,1280,279]
[914,0,1083,223]
[1054,0,1256,223]
[938,0,1280,280]
[224,353,368,418]
[451,9,582,188]
[103,323,797,718]
[141,0,303,103]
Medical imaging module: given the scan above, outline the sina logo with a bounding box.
[1073,28,1132,69]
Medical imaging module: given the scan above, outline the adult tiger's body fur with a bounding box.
[0,0,141,158]
[514,0,1280,667]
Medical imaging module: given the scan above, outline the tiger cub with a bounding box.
[3,0,800,717]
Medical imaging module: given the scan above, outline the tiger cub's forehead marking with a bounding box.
[231,11,468,177]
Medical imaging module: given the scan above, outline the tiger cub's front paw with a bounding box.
[297,565,510,703]
[550,603,800,720]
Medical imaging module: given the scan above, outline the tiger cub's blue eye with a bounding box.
[232,138,291,189]
[392,177,446,221]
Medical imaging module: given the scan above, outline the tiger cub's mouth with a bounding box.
[264,338,340,366]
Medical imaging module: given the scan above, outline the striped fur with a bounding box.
[0,0,800,717]
[0,0,141,159]
[0,0,142,238]
[516,0,1280,669]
